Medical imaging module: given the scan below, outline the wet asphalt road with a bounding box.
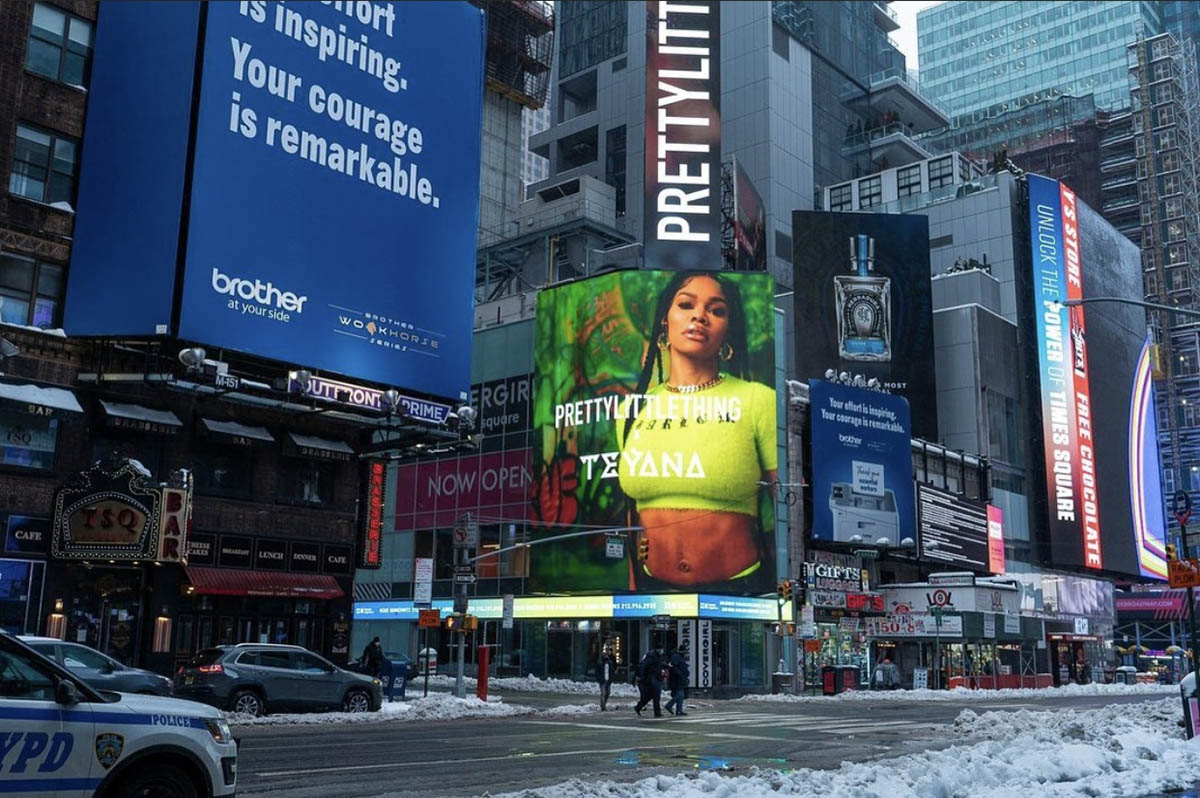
[232,691,1171,797]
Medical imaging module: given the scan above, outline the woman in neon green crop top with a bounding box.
[619,272,777,590]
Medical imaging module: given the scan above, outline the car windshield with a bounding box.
[384,652,409,660]
[187,648,226,667]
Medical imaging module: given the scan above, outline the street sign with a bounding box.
[418,609,441,629]
[1170,558,1200,589]
[651,613,671,630]
[454,563,476,575]
[454,574,477,584]
[1176,490,1193,527]
[414,557,433,605]
[605,538,624,559]
[453,514,479,548]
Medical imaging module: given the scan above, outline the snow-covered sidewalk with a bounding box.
[491,698,1200,797]
[420,673,640,698]
[225,693,623,727]
[743,681,1180,704]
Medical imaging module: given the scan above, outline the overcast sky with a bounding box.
[890,0,944,74]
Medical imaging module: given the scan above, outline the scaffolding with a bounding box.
[474,0,554,110]
[1127,31,1200,516]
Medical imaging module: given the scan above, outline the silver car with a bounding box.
[20,636,174,695]
[173,643,382,716]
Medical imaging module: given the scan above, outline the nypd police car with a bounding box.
[0,630,237,797]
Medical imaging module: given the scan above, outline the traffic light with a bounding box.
[444,613,463,632]
[637,536,649,561]
[463,614,479,632]
[1168,542,1179,562]
[777,579,793,602]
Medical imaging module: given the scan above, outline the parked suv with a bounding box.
[20,636,174,696]
[173,643,382,716]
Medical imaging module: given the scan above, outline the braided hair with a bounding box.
[623,271,750,443]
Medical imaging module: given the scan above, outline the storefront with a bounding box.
[173,533,353,668]
[869,575,1048,688]
[798,551,885,689]
[353,593,778,690]
[0,515,49,635]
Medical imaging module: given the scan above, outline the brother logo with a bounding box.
[211,268,308,313]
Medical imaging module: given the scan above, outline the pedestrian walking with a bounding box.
[598,646,615,711]
[633,647,663,717]
[664,644,689,716]
[360,636,384,678]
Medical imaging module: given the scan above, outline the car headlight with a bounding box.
[372,678,381,686]
[206,719,234,744]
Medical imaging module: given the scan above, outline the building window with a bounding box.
[1158,129,1177,151]
[1163,173,1183,196]
[1161,151,1181,173]
[828,184,852,212]
[897,165,922,197]
[9,124,77,206]
[1157,104,1176,128]
[279,459,335,505]
[25,2,93,87]
[1168,243,1187,264]
[858,176,881,208]
[0,252,64,329]
[928,156,954,188]
[604,125,626,217]
[1165,197,1183,219]
[193,449,253,498]
[1167,220,1185,242]
[0,410,58,470]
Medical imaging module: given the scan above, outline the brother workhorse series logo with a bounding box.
[211,267,308,321]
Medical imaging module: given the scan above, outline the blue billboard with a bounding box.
[67,2,484,402]
[66,2,202,336]
[179,2,483,400]
[809,379,915,546]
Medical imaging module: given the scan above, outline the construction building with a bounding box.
[1100,32,1200,537]
[472,0,555,248]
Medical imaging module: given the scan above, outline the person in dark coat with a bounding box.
[633,647,664,717]
[664,644,690,716]
[597,646,615,710]
[360,636,384,678]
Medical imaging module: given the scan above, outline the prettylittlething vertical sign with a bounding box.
[1028,174,1101,570]
[644,1,721,270]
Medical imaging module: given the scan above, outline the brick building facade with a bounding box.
[0,0,416,675]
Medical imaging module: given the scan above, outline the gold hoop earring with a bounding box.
[658,333,670,350]
[720,342,734,361]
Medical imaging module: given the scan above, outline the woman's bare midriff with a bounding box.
[639,508,758,586]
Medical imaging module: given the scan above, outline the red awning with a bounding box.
[185,566,344,600]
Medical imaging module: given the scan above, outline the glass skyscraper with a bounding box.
[918,2,1162,129]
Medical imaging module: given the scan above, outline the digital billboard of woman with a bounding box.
[531,270,777,593]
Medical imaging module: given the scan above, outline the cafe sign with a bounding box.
[52,459,163,560]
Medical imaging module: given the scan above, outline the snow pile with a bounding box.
[225,692,622,726]
[491,698,1200,798]
[423,673,640,697]
[743,681,1179,704]
[226,694,528,727]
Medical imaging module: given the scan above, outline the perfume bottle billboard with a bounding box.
[792,211,936,440]
[835,234,892,362]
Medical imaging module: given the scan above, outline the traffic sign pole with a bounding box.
[1175,490,1200,677]
[1184,522,1200,678]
